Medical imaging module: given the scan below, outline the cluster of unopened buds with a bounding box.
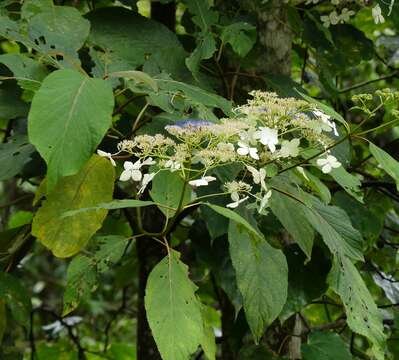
[97,91,343,212]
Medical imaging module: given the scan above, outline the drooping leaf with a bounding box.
[220,22,256,58]
[329,166,364,203]
[0,53,48,91]
[0,135,35,181]
[28,69,114,190]
[150,171,191,218]
[302,331,352,360]
[186,32,216,80]
[270,190,314,259]
[63,255,97,316]
[0,272,31,327]
[94,235,130,273]
[370,142,399,191]
[145,250,204,360]
[302,194,365,261]
[32,155,115,258]
[228,221,288,342]
[328,256,386,360]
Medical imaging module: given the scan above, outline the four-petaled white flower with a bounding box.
[246,166,266,190]
[313,110,339,136]
[138,172,156,194]
[280,139,300,158]
[226,193,249,209]
[120,158,155,182]
[189,176,217,187]
[237,141,259,160]
[316,155,341,174]
[255,127,278,153]
[372,4,385,24]
[259,190,272,213]
[97,149,116,167]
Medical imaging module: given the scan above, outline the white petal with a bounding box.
[322,164,332,174]
[249,148,259,160]
[237,147,249,156]
[132,159,142,169]
[123,161,134,170]
[119,169,132,181]
[226,201,239,209]
[97,149,109,157]
[203,176,216,182]
[142,157,156,166]
[131,169,143,181]
[189,179,209,187]
[231,192,240,202]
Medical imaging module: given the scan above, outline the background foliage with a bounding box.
[1,0,399,359]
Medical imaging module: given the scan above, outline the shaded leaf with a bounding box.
[302,331,352,360]
[186,33,216,80]
[370,142,399,191]
[220,22,256,57]
[228,221,288,342]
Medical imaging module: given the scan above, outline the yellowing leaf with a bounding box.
[32,155,115,258]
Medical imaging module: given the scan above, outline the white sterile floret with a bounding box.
[255,127,278,153]
[189,176,216,187]
[316,155,341,174]
[246,166,266,190]
[280,139,300,158]
[313,110,339,136]
[259,190,272,213]
[164,160,181,171]
[120,158,155,182]
[237,141,259,160]
[227,195,249,209]
[97,149,116,167]
[372,4,385,24]
[138,172,156,194]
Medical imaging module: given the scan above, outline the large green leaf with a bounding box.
[0,272,31,327]
[269,190,314,259]
[28,69,114,190]
[27,4,90,62]
[186,32,216,80]
[302,195,364,261]
[228,221,288,342]
[328,256,386,360]
[329,166,363,203]
[0,53,48,91]
[150,171,191,218]
[0,135,35,181]
[87,7,182,72]
[32,155,115,258]
[184,0,218,32]
[370,142,399,191]
[145,250,204,360]
[302,331,352,360]
[220,22,256,58]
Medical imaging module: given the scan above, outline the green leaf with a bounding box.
[328,256,386,360]
[269,189,314,259]
[63,255,97,316]
[94,235,130,273]
[0,81,29,120]
[87,7,183,72]
[145,250,204,360]
[184,0,218,32]
[205,203,262,239]
[150,171,191,218]
[186,32,216,80]
[32,155,115,258]
[21,0,53,20]
[296,168,331,203]
[220,22,256,58]
[0,272,31,327]
[27,4,90,61]
[302,331,352,360]
[228,221,288,342]
[0,135,34,181]
[0,300,5,345]
[155,76,232,116]
[200,306,216,360]
[0,53,48,91]
[302,194,364,262]
[28,69,114,190]
[329,166,363,203]
[109,70,158,92]
[370,142,399,191]
[62,199,155,217]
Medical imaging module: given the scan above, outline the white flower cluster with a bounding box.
[97,91,342,212]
